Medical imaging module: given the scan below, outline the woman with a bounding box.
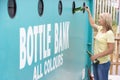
[85,8,115,80]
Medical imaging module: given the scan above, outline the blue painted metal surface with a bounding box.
[0,0,93,80]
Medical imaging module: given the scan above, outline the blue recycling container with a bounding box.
[0,0,94,80]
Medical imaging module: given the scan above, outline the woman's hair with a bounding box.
[100,13,113,31]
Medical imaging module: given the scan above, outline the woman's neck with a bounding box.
[101,27,107,33]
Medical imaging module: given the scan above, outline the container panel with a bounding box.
[0,0,93,80]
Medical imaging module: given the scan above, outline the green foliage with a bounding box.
[112,20,117,26]
[112,20,117,34]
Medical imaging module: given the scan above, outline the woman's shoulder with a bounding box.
[106,30,114,36]
[107,30,114,34]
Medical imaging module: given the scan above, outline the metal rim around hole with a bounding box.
[58,0,63,15]
[72,1,75,14]
[8,0,17,18]
[38,0,44,16]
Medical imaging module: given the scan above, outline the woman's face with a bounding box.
[98,15,105,26]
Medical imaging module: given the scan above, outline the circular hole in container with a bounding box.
[83,2,85,13]
[38,0,44,16]
[58,0,62,15]
[72,1,75,14]
[8,0,17,18]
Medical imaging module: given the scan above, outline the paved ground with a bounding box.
[109,75,120,80]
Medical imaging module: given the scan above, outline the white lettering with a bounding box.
[27,26,34,66]
[19,24,52,69]
[20,28,26,69]
[34,26,39,63]
[47,24,51,58]
[33,64,43,80]
[39,26,43,61]
[54,23,59,54]
[54,22,70,54]
[63,22,69,49]
[19,21,70,70]
[44,53,63,75]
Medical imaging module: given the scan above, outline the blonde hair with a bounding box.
[100,13,113,31]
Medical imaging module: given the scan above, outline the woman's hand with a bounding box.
[90,55,98,62]
[85,7,90,13]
